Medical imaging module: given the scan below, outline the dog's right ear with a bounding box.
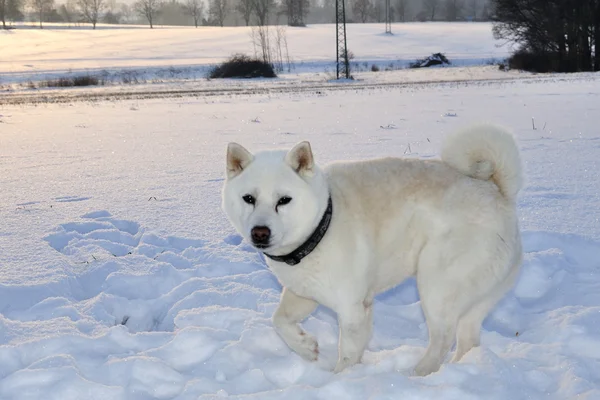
[226,142,254,179]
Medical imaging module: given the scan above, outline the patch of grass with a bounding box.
[120,71,141,84]
[209,54,276,79]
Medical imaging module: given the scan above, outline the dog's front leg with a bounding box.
[273,287,319,361]
[334,300,373,373]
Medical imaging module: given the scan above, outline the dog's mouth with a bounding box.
[253,243,271,250]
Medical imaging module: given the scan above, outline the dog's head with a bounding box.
[221,141,328,256]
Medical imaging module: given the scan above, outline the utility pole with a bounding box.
[336,0,350,79]
[385,0,392,34]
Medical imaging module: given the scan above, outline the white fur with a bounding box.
[222,123,523,376]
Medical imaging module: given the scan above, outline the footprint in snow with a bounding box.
[44,210,142,258]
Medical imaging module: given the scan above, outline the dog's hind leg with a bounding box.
[451,303,487,363]
[414,233,516,376]
[413,295,459,377]
[273,287,319,361]
[451,264,520,363]
[412,242,465,376]
[413,238,490,376]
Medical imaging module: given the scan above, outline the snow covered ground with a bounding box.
[1,22,510,88]
[1,72,600,399]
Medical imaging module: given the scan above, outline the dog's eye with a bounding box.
[277,196,292,206]
[242,194,255,205]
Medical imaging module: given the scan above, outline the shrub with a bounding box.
[72,75,100,86]
[209,54,276,79]
[507,48,561,73]
[371,64,380,72]
[43,75,101,87]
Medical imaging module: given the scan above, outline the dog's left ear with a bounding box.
[226,142,254,179]
[285,141,314,177]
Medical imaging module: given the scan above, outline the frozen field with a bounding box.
[1,73,600,399]
[1,22,510,88]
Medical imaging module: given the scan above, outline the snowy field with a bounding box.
[1,22,510,88]
[1,72,600,399]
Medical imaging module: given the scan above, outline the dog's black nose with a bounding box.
[251,226,271,245]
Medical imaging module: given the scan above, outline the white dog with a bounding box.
[221,124,523,376]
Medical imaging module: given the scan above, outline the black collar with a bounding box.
[264,196,333,266]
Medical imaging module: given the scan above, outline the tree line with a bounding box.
[493,0,600,72]
[2,0,494,29]
[353,0,493,23]
[1,0,124,28]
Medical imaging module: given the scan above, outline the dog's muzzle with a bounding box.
[251,226,271,248]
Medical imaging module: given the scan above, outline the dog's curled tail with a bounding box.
[441,124,523,200]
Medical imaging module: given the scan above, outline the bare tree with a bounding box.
[10,0,25,21]
[119,2,133,22]
[209,0,227,26]
[103,9,120,22]
[1,0,7,28]
[157,0,185,25]
[77,0,105,28]
[352,0,372,22]
[29,0,54,28]
[134,0,161,28]
[6,0,24,23]
[423,0,438,20]
[444,0,462,20]
[466,0,478,19]
[395,0,408,21]
[235,0,252,25]
[322,0,335,22]
[0,0,21,26]
[3,0,23,25]
[372,0,383,22]
[251,24,271,63]
[596,0,600,71]
[283,0,309,26]
[58,2,74,22]
[251,0,273,26]
[183,0,203,26]
[249,24,291,72]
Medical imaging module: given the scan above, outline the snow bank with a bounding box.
[1,75,599,399]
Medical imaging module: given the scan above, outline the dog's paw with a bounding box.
[413,359,441,377]
[333,356,359,373]
[290,333,319,362]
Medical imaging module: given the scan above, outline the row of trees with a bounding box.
[1,0,114,28]
[493,0,600,72]
[354,0,493,23]
[2,0,494,29]
[0,0,309,28]
[135,0,312,28]
[0,0,204,28]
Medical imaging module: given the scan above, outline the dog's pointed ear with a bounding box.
[285,141,314,177]
[226,142,254,179]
